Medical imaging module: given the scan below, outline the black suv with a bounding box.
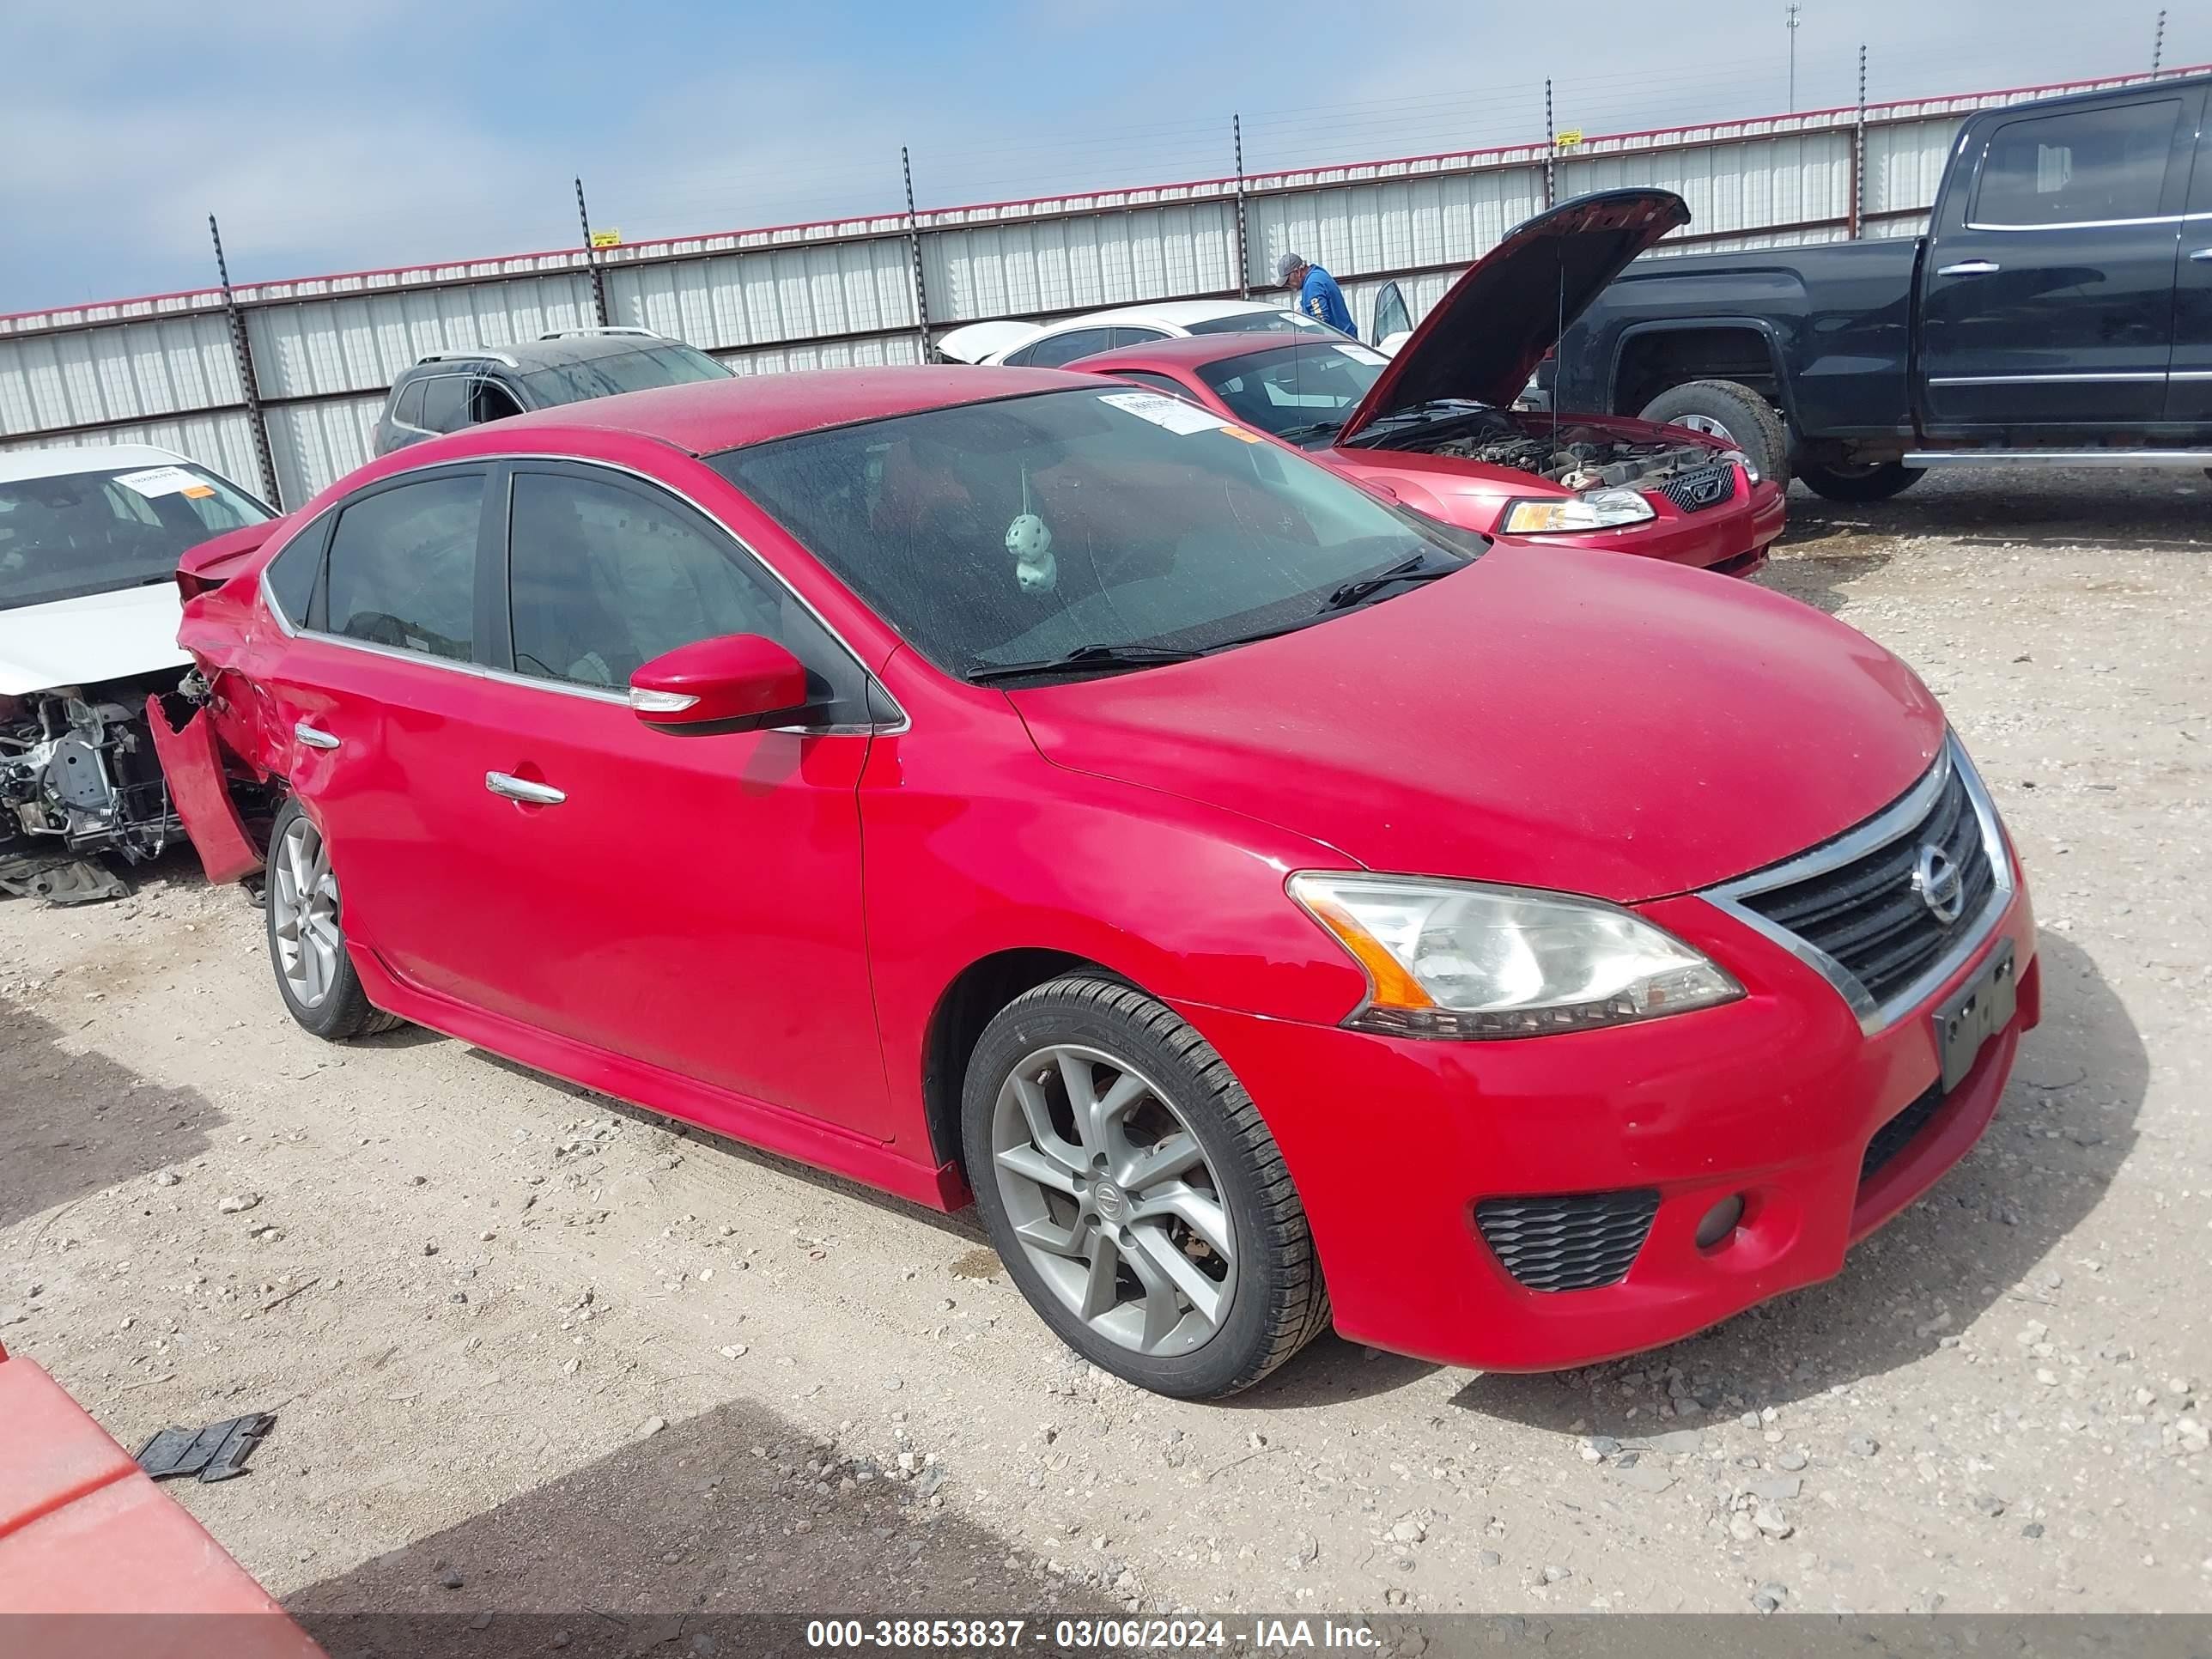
[372,328,731,455]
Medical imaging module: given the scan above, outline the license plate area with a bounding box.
[1934,938,2017,1093]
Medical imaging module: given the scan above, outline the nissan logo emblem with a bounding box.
[1913,843,1966,923]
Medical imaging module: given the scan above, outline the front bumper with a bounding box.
[1176,878,2036,1373]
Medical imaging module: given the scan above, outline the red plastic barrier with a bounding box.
[0,1343,326,1657]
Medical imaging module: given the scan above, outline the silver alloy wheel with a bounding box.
[990,1043,1236,1357]
[1676,411,1740,445]
[270,815,343,1010]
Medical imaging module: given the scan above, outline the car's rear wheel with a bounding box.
[264,797,401,1041]
[1796,458,1925,502]
[961,975,1328,1399]
[1638,380,1791,492]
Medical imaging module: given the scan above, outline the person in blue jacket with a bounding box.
[1276,252,1355,337]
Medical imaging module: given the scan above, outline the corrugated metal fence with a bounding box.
[1,66,2194,507]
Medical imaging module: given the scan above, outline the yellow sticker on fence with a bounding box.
[589,229,622,248]
[1556,129,1584,149]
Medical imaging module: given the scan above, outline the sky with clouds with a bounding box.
[5,0,2206,312]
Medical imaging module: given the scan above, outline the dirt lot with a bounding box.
[3,466,2208,1633]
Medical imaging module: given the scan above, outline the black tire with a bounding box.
[1638,380,1791,491]
[960,975,1328,1399]
[1796,459,1925,503]
[264,796,403,1042]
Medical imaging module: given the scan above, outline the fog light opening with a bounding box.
[1695,1194,1746,1251]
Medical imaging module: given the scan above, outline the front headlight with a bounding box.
[1498,489,1656,536]
[1289,872,1741,1040]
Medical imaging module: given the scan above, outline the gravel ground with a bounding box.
[2,466,2207,1632]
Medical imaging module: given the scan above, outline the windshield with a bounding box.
[1183,310,1338,337]
[0,463,273,611]
[709,388,1480,683]
[1197,341,1388,443]
[518,343,731,404]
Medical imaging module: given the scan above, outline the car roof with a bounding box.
[1070,332,1353,371]
[446,365,1101,456]
[0,443,190,483]
[1041,299,1289,331]
[407,333,690,374]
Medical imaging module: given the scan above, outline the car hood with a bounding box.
[1338,188,1691,441]
[0,581,188,697]
[1008,544,1944,903]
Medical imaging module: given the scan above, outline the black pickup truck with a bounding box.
[1551,71,2212,500]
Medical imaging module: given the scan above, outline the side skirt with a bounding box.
[346,945,967,1213]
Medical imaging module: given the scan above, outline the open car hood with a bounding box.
[1337,188,1690,442]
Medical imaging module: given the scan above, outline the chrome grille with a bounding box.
[1656,462,1738,514]
[1704,738,2012,1032]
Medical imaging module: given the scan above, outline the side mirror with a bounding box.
[629,634,813,732]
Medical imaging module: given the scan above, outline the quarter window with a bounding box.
[507,472,791,690]
[393,379,428,428]
[1972,100,2180,227]
[321,474,483,662]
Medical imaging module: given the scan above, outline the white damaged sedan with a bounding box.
[0,444,274,902]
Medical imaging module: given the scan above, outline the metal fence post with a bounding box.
[1850,45,1869,240]
[2154,9,2166,72]
[1233,114,1250,300]
[1544,80,1556,208]
[209,215,280,509]
[902,147,932,361]
[575,178,610,328]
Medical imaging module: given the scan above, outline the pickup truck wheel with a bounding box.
[1638,380,1790,491]
[1796,459,1925,503]
[264,798,404,1042]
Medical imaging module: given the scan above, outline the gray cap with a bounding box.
[1275,252,1308,282]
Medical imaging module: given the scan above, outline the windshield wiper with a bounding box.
[966,642,1206,685]
[1271,420,1345,445]
[1320,554,1457,611]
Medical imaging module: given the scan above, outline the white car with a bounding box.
[0,444,275,902]
[935,300,1346,368]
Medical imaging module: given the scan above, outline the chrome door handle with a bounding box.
[294,722,341,750]
[1937,260,2002,276]
[2191,247,2212,264]
[485,771,565,806]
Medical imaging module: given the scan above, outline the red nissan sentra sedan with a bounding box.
[154,368,2033,1399]
[1066,189,1787,577]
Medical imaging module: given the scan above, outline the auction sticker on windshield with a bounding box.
[115,465,216,500]
[1098,392,1227,436]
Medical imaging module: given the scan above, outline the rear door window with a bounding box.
[1972,99,2182,227]
[418,375,473,434]
[319,472,484,662]
[1023,328,1118,368]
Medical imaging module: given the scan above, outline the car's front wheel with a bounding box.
[264,797,402,1041]
[961,975,1328,1399]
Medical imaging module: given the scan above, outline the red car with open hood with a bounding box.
[155,366,2031,1399]
[1066,189,1787,576]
